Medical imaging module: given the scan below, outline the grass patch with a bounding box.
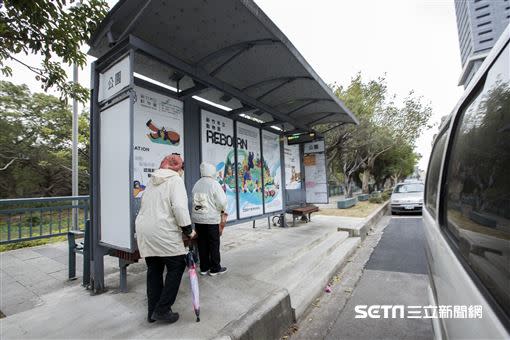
[0,235,67,252]
[318,200,384,218]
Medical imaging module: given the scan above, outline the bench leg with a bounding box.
[292,215,296,227]
[308,213,311,222]
[252,220,256,229]
[119,259,130,293]
[68,233,77,281]
[83,222,91,287]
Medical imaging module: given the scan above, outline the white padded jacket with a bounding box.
[191,163,228,224]
[135,169,191,257]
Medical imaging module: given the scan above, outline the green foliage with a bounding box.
[0,0,109,102]
[381,191,391,201]
[369,196,383,204]
[321,73,432,196]
[0,236,67,252]
[0,81,89,198]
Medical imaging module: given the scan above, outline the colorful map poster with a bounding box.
[304,140,328,204]
[262,130,283,213]
[201,110,237,220]
[133,86,183,198]
[237,122,263,218]
[284,139,302,190]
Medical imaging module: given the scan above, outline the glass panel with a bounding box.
[445,43,510,317]
[425,132,447,217]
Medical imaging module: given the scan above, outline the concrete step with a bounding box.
[290,237,361,319]
[255,230,350,290]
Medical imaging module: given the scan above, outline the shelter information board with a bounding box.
[98,55,130,102]
[201,110,237,220]
[284,139,302,190]
[262,130,283,213]
[304,140,328,204]
[237,122,263,218]
[132,86,184,197]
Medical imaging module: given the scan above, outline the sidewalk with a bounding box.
[0,212,380,339]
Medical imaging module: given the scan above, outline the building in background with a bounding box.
[454,0,510,87]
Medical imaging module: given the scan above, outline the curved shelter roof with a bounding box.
[88,0,358,131]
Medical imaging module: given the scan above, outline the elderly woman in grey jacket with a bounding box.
[191,162,228,276]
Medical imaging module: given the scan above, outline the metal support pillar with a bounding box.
[119,259,130,293]
[82,221,91,287]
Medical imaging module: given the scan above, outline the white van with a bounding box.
[423,26,509,338]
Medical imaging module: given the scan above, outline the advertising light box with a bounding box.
[262,130,283,213]
[284,139,302,190]
[133,86,184,198]
[237,122,264,218]
[201,110,237,220]
[304,140,328,204]
[99,98,132,250]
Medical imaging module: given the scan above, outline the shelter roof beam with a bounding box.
[196,39,280,67]
[128,35,310,131]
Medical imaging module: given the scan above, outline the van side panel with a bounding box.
[423,208,508,338]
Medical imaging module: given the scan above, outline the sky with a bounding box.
[1,0,465,170]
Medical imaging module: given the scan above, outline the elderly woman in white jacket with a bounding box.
[191,162,228,276]
[135,154,195,324]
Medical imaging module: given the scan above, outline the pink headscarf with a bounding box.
[160,154,183,172]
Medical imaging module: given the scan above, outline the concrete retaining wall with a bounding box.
[217,289,294,340]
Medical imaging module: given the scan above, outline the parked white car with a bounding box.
[390,182,424,215]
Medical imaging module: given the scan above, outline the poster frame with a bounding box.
[197,102,286,225]
[303,139,329,205]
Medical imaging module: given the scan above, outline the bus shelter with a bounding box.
[87,0,358,292]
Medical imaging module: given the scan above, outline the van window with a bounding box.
[425,131,447,217]
[443,42,510,317]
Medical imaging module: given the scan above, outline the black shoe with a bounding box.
[209,267,228,276]
[151,311,180,323]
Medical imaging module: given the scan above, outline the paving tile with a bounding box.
[0,269,16,284]
[47,269,72,281]
[1,280,29,298]
[0,294,44,316]
[0,254,25,268]
[32,247,67,259]
[24,257,66,274]
[9,249,43,261]
[27,278,64,296]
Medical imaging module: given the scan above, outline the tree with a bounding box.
[320,74,432,196]
[372,143,419,189]
[0,81,89,198]
[0,0,109,103]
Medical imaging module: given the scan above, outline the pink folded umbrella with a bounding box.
[186,249,200,322]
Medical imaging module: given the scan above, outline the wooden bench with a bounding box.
[288,205,319,227]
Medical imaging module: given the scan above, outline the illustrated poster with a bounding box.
[304,140,328,204]
[133,86,183,198]
[201,110,237,220]
[262,130,283,213]
[284,139,302,190]
[237,122,263,218]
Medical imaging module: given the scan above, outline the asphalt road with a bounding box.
[293,215,434,340]
[326,216,433,340]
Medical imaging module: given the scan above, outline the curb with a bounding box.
[216,205,389,340]
[217,288,294,340]
[339,201,390,240]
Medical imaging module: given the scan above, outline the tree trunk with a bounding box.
[362,169,370,194]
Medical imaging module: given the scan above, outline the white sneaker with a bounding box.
[209,267,228,276]
[199,270,209,276]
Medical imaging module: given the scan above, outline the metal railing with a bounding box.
[0,196,90,244]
